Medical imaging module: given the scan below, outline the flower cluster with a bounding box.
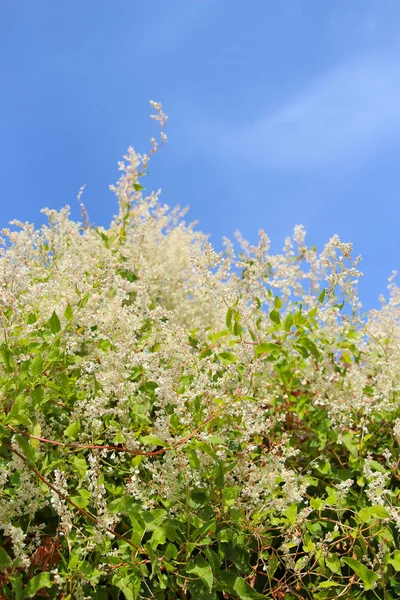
[0,103,400,599]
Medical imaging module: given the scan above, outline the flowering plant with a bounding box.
[1,103,400,599]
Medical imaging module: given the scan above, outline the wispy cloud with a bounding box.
[193,58,400,170]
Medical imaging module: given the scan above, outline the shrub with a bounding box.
[1,103,400,599]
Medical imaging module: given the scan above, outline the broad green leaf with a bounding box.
[367,459,387,473]
[255,342,280,357]
[64,420,81,440]
[29,354,43,378]
[218,572,265,599]
[208,435,225,444]
[140,435,167,447]
[326,553,341,574]
[117,268,138,283]
[31,386,44,408]
[341,432,358,457]
[78,560,104,582]
[187,449,201,469]
[111,571,141,600]
[387,550,400,571]
[47,311,61,333]
[318,581,341,589]
[0,547,11,571]
[269,309,281,325]
[325,486,338,505]
[70,495,89,508]
[318,288,326,303]
[16,435,35,463]
[274,295,282,309]
[218,351,237,364]
[21,572,52,599]
[298,337,320,359]
[358,505,390,523]
[226,308,233,329]
[150,526,166,549]
[4,395,32,427]
[165,543,178,559]
[72,455,87,480]
[30,422,41,450]
[342,557,379,590]
[204,548,220,575]
[294,343,309,358]
[78,292,89,309]
[64,303,74,321]
[216,462,224,488]
[0,344,14,371]
[284,504,297,525]
[233,321,243,336]
[283,313,293,332]
[187,557,213,592]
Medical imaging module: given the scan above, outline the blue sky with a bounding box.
[1,1,400,310]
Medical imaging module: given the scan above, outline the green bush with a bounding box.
[1,103,400,599]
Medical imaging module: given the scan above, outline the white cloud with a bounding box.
[195,58,400,170]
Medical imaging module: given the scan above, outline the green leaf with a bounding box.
[318,581,341,589]
[29,354,43,378]
[187,449,201,469]
[341,432,359,457]
[226,308,233,329]
[117,269,138,283]
[269,309,281,325]
[187,557,213,592]
[318,288,326,303]
[16,435,35,463]
[283,313,293,332]
[47,311,61,334]
[1,344,15,372]
[31,386,44,409]
[150,526,167,549]
[255,342,281,357]
[21,572,52,599]
[326,553,341,575]
[274,295,282,309]
[310,497,325,511]
[298,337,320,359]
[367,459,387,473]
[216,462,224,488]
[0,547,12,571]
[64,303,74,321]
[78,292,89,309]
[72,456,87,480]
[70,495,89,508]
[342,557,379,590]
[233,321,243,336]
[218,351,237,365]
[284,504,297,525]
[133,183,144,191]
[208,435,225,445]
[387,550,400,571]
[140,435,167,447]
[358,505,390,523]
[64,420,81,440]
[4,395,32,427]
[111,571,141,600]
[325,486,338,505]
[219,572,265,599]
[204,548,220,576]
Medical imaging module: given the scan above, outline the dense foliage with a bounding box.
[1,104,400,599]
